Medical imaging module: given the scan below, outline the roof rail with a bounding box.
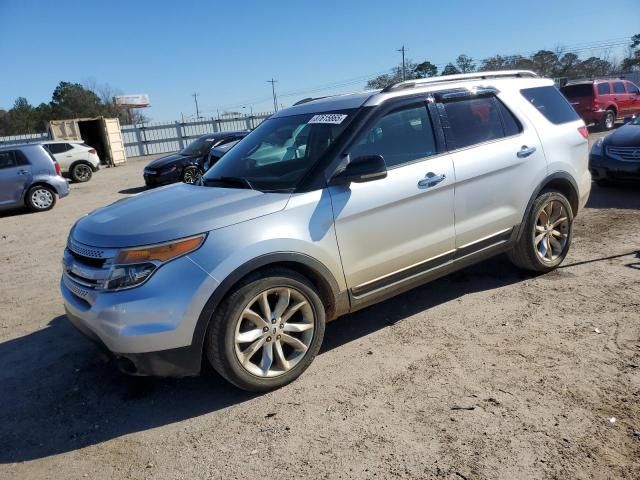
[293,96,329,106]
[381,70,538,93]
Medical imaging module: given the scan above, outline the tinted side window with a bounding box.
[351,105,436,168]
[597,83,611,95]
[613,82,626,94]
[0,151,17,169]
[626,82,640,95]
[520,86,581,125]
[46,143,69,154]
[443,97,518,149]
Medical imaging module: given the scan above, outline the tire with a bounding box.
[599,109,615,131]
[25,185,56,212]
[507,191,574,272]
[182,166,202,184]
[205,268,326,391]
[71,163,93,183]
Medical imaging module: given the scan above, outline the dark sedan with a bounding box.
[590,115,640,186]
[143,131,248,187]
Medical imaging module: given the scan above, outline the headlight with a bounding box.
[591,138,603,154]
[99,234,206,291]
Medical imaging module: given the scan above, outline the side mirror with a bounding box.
[330,155,387,185]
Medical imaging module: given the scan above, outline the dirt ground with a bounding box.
[1,138,639,480]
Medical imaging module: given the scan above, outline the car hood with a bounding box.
[72,183,290,248]
[145,153,191,170]
[606,123,640,147]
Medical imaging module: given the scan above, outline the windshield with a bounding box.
[203,110,355,191]
[180,136,217,156]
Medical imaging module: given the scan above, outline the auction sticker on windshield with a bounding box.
[308,113,348,124]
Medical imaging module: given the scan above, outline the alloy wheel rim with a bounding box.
[534,200,569,262]
[606,113,614,129]
[233,287,315,378]
[183,168,201,184]
[76,164,91,180]
[31,189,53,209]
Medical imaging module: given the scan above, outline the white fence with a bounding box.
[0,112,273,157]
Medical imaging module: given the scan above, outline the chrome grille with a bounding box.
[63,274,90,299]
[606,146,640,162]
[67,238,106,258]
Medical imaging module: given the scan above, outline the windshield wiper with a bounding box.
[202,176,254,190]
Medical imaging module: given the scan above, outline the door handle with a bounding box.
[517,145,537,158]
[418,172,446,188]
[17,169,29,175]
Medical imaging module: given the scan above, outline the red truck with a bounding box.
[561,79,640,130]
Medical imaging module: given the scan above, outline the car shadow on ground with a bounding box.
[0,256,533,463]
[118,186,148,195]
[586,182,640,210]
[0,207,36,218]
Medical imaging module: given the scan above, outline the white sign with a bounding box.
[114,94,150,108]
[308,113,348,124]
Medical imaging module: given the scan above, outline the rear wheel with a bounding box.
[26,185,56,212]
[508,191,573,272]
[71,163,93,183]
[205,269,326,391]
[182,166,202,184]
[599,109,615,131]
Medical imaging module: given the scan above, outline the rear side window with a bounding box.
[597,83,611,95]
[626,82,640,95]
[612,82,626,94]
[520,86,581,125]
[0,150,18,169]
[442,96,521,150]
[46,143,72,154]
[351,105,436,168]
[561,84,593,97]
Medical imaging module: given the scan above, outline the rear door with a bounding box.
[439,91,547,249]
[44,143,74,171]
[612,81,629,116]
[624,81,640,116]
[0,150,32,207]
[330,101,456,295]
[102,118,127,165]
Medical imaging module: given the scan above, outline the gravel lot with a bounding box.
[1,137,639,480]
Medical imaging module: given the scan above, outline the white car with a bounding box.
[42,141,101,182]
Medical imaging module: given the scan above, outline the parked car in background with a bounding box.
[42,141,101,183]
[143,131,249,187]
[0,144,69,212]
[561,79,640,131]
[61,71,591,391]
[590,114,640,185]
[203,138,242,171]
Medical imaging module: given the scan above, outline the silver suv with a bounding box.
[0,144,70,212]
[61,71,591,391]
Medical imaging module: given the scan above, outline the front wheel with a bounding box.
[205,269,326,391]
[182,166,202,184]
[508,191,573,272]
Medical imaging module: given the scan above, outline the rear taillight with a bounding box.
[88,148,96,154]
[578,126,589,139]
[54,161,61,175]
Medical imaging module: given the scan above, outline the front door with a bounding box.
[329,102,456,296]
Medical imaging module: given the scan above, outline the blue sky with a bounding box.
[1,0,638,122]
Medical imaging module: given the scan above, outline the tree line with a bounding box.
[0,81,147,136]
[366,34,640,89]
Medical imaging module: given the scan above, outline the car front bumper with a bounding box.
[60,253,219,376]
[590,153,640,182]
[143,169,181,187]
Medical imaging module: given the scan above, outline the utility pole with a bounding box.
[192,93,200,119]
[397,45,406,81]
[267,79,278,112]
